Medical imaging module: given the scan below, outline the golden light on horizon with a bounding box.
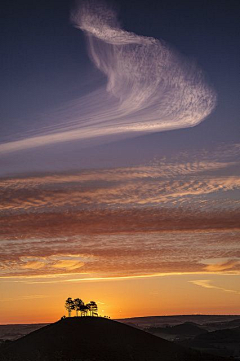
[0,0,239,326]
[0,271,240,324]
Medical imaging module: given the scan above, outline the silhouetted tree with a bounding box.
[87,301,98,316]
[80,303,86,317]
[64,297,99,317]
[81,304,89,316]
[65,297,75,317]
[74,298,84,317]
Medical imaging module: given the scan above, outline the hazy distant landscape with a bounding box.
[2,316,240,361]
[1,315,240,360]
[1,0,239,360]
[120,315,240,359]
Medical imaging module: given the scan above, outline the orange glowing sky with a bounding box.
[1,144,240,323]
[1,0,240,324]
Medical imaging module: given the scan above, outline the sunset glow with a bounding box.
[0,0,239,325]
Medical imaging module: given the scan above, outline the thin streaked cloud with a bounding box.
[0,231,239,278]
[0,144,239,280]
[190,279,240,295]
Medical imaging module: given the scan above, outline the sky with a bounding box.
[0,0,240,323]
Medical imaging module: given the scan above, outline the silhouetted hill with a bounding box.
[0,317,228,361]
[1,315,240,341]
[147,322,207,337]
[0,323,48,341]
[193,326,240,344]
[118,314,240,329]
[181,326,240,358]
[205,318,240,331]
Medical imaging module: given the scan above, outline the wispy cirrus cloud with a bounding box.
[1,150,239,214]
[190,279,240,295]
[0,1,216,154]
[1,145,239,280]
[1,230,240,279]
[204,259,240,272]
[0,295,48,302]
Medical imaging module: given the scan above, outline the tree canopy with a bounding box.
[65,298,98,317]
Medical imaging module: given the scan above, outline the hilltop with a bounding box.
[0,317,228,361]
[182,326,240,358]
[147,322,207,337]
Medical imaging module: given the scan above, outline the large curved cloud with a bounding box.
[0,0,216,154]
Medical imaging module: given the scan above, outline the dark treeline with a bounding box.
[65,298,98,317]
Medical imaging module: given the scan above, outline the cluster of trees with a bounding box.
[65,298,98,317]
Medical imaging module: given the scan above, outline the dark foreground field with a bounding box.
[0,317,229,361]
